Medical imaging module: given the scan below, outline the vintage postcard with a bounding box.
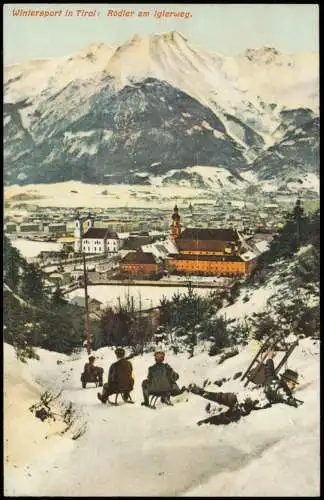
[4,3,319,497]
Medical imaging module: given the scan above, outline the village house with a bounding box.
[18,223,41,233]
[119,251,163,279]
[48,223,67,235]
[5,223,17,233]
[88,298,103,314]
[47,271,72,287]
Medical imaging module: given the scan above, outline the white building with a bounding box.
[81,228,120,254]
[74,212,121,254]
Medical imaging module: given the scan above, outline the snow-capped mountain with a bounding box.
[251,116,319,183]
[3,32,319,187]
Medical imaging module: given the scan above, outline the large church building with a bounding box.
[74,212,122,254]
[167,205,255,277]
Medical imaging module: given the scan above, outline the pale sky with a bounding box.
[3,3,319,65]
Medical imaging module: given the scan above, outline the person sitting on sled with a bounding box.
[81,355,104,388]
[97,348,134,404]
[141,351,184,407]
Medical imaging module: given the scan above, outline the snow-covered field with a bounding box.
[10,238,62,259]
[67,285,213,310]
[4,180,213,209]
[4,336,320,496]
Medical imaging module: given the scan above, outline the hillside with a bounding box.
[251,116,319,183]
[4,337,319,496]
[4,222,320,495]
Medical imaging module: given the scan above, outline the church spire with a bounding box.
[171,204,181,240]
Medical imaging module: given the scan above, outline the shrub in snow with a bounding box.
[16,345,40,363]
[174,327,188,338]
[208,344,222,357]
[218,348,239,364]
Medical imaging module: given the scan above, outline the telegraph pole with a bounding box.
[83,253,91,355]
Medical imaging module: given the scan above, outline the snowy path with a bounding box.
[4,341,320,496]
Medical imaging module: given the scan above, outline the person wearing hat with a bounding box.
[141,351,184,407]
[264,356,302,407]
[81,355,104,388]
[97,348,134,404]
[280,369,299,391]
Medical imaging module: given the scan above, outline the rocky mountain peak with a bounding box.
[158,30,187,42]
[245,46,281,63]
[74,42,115,60]
[3,33,319,187]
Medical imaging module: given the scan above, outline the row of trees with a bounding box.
[247,201,320,341]
[251,200,320,278]
[4,236,85,358]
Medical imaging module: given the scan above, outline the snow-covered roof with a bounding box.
[254,240,271,254]
[240,250,257,261]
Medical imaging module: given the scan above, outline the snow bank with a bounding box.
[4,336,320,496]
[4,344,74,495]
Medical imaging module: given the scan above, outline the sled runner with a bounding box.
[241,333,279,387]
[241,335,299,388]
[274,341,299,375]
[108,393,134,405]
[141,392,174,409]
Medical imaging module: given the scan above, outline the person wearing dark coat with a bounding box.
[264,358,301,407]
[192,358,303,427]
[141,351,183,406]
[97,348,134,404]
[81,355,103,388]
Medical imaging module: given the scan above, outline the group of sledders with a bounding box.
[80,346,303,421]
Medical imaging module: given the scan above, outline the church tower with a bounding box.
[83,212,95,233]
[74,211,83,253]
[171,204,181,240]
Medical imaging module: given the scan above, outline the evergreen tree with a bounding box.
[51,285,68,307]
[3,236,23,292]
[100,307,134,346]
[3,291,39,361]
[37,304,84,354]
[21,262,47,305]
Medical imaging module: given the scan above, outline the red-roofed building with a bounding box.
[120,251,163,279]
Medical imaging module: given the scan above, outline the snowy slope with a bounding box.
[217,245,319,330]
[4,336,320,496]
[105,34,318,121]
[155,165,246,190]
[4,35,318,115]
[4,43,116,103]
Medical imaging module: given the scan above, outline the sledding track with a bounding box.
[4,342,320,496]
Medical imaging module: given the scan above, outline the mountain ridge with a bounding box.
[4,32,319,187]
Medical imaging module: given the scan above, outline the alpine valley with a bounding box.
[4,31,319,195]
